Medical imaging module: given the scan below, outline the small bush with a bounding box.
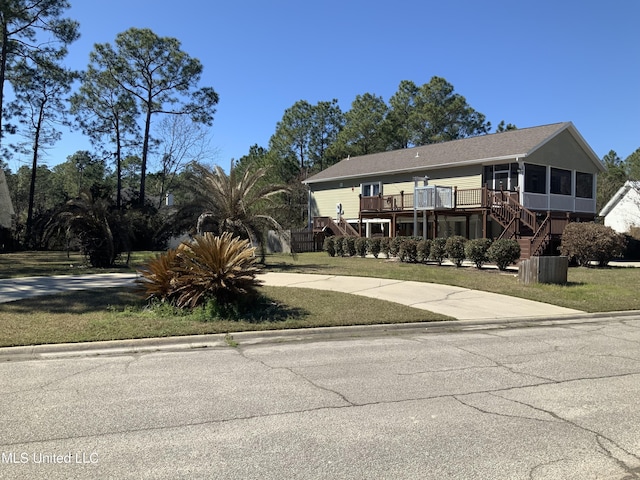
[417,239,432,263]
[380,237,391,258]
[487,238,521,270]
[389,236,403,257]
[345,236,357,257]
[430,237,447,265]
[323,236,336,257]
[445,235,467,267]
[355,237,368,257]
[368,237,382,258]
[334,236,345,257]
[465,238,493,269]
[560,222,627,267]
[399,238,418,263]
[623,233,640,260]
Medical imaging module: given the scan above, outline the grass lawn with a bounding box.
[0,250,639,347]
[266,252,640,313]
[0,285,447,347]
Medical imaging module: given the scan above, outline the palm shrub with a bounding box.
[368,237,382,258]
[137,232,261,310]
[465,238,493,269]
[445,235,467,267]
[45,189,128,268]
[355,237,368,257]
[430,237,447,265]
[417,239,432,263]
[487,238,521,270]
[323,236,336,257]
[560,222,627,267]
[174,163,290,262]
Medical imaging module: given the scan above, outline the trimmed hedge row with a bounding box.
[323,235,521,271]
[323,221,634,270]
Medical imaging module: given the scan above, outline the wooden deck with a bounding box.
[359,187,507,213]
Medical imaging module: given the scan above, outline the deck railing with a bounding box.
[360,188,484,212]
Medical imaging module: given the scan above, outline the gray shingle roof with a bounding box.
[305,122,601,184]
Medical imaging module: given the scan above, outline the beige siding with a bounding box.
[310,165,483,219]
[310,184,361,220]
[358,165,482,196]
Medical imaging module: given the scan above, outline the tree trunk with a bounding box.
[25,103,45,245]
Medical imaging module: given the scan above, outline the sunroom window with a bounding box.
[524,164,546,194]
[551,168,572,195]
[576,172,594,198]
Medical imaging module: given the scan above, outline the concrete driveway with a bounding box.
[0,271,581,321]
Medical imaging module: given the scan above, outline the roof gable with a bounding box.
[599,180,640,217]
[305,122,604,184]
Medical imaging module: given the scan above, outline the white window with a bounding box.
[361,182,381,197]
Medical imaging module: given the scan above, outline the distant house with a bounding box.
[599,180,640,233]
[0,169,14,230]
[304,122,605,259]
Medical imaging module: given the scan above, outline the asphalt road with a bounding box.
[2,315,640,479]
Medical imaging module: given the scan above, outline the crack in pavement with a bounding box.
[451,343,558,383]
[527,457,571,480]
[4,370,640,454]
[492,393,640,478]
[451,394,559,425]
[236,347,355,407]
[0,361,119,397]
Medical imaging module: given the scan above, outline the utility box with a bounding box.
[519,256,568,285]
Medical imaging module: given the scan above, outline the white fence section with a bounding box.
[414,186,454,210]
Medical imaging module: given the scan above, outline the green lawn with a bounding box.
[0,250,638,347]
[264,252,640,313]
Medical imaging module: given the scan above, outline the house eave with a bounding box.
[303,153,528,185]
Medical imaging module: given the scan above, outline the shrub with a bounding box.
[560,222,627,267]
[345,236,357,257]
[355,237,368,257]
[465,238,493,269]
[368,237,382,258]
[137,232,261,309]
[445,235,467,267]
[417,239,432,263]
[487,238,521,270]
[380,237,391,258]
[623,232,640,260]
[323,236,336,257]
[399,238,418,263]
[389,236,403,257]
[430,237,447,265]
[334,236,345,257]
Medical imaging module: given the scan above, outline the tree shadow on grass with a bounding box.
[204,294,310,324]
[0,288,142,314]
[262,262,333,274]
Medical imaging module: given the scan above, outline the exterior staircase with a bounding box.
[487,190,555,259]
[312,216,359,237]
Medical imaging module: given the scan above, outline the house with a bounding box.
[304,122,605,258]
[599,180,640,233]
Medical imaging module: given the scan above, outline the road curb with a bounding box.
[1,310,638,361]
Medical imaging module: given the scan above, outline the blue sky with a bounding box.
[9,0,640,172]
